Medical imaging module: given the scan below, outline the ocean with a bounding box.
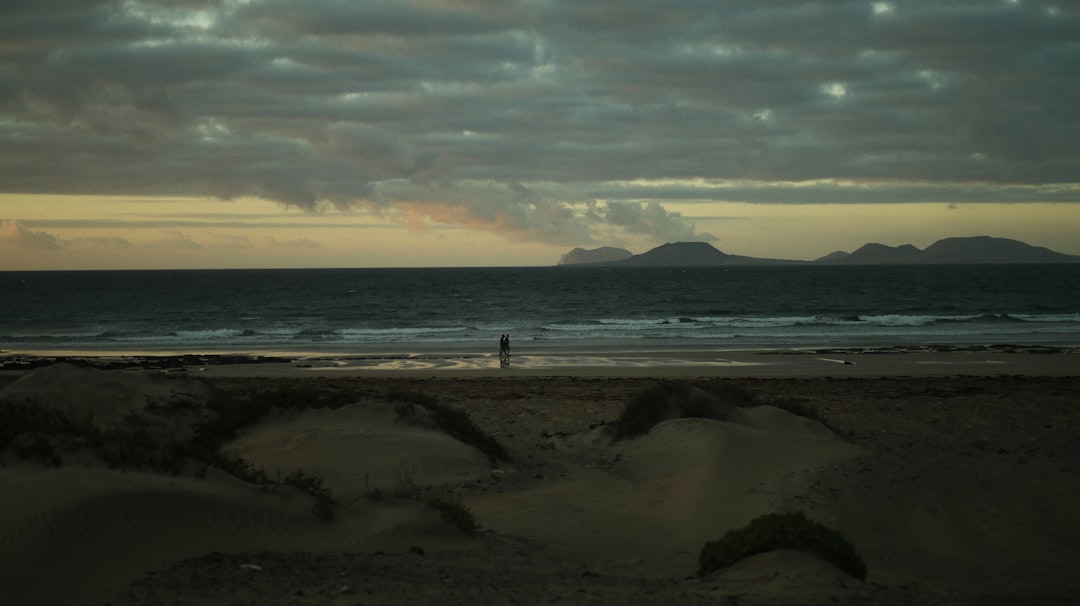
[2,265,1078,356]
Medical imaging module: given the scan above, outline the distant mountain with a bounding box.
[615,242,790,266]
[557,236,1079,267]
[816,236,1080,264]
[557,242,799,267]
[815,242,923,264]
[558,246,633,265]
[920,236,1080,264]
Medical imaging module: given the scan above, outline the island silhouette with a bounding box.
[558,236,1080,266]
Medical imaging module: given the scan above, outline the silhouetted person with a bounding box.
[499,334,510,366]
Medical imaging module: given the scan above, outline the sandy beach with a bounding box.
[1,348,1079,605]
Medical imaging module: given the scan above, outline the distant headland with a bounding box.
[557,236,1080,266]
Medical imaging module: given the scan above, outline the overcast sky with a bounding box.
[2,0,1078,269]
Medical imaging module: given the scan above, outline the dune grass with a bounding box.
[384,389,511,464]
[609,380,759,440]
[284,468,337,522]
[698,511,867,580]
[0,401,92,467]
[365,475,480,536]
[2,379,508,531]
[0,384,343,522]
[425,495,480,536]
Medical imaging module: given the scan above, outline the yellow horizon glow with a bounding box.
[2,194,1078,270]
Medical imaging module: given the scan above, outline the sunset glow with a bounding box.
[2,1,1078,269]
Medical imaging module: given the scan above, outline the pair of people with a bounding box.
[499,334,511,365]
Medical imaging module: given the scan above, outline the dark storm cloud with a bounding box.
[2,0,1077,244]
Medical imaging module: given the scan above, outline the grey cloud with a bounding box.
[265,235,318,248]
[0,220,64,250]
[239,0,514,37]
[0,219,138,252]
[578,181,1080,205]
[146,230,203,250]
[24,217,394,230]
[602,201,715,243]
[72,236,135,249]
[210,233,254,250]
[372,180,595,245]
[1,0,1078,245]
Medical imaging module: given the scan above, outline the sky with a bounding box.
[2,0,1079,270]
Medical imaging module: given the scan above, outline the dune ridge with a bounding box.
[227,403,495,500]
[0,466,468,605]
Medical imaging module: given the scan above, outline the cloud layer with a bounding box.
[3,0,1078,244]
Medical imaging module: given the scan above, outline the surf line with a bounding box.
[814,357,855,365]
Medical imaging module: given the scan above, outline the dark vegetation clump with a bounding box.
[609,380,759,440]
[364,476,480,536]
[1,379,505,530]
[426,495,479,536]
[363,475,427,502]
[96,413,191,475]
[384,389,511,464]
[698,511,867,580]
[209,452,270,486]
[284,468,337,523]
[0,380,504,530]
[196,388,272,446]
[0,382,345,523]
[0,401,94,467]
[0,401,196,473]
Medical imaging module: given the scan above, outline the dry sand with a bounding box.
[1,353,1078,605]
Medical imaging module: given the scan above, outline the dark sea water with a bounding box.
[1,265,1078,355]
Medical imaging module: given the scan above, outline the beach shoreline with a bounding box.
[2,343,1078,378]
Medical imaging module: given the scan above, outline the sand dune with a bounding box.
[0,366,481,606]
[0,362,212,426]
[227,403,495,500]
[706,549,862,601]
[3,364,1079,604]
[466,406,859,578]
[615,410,860,539]
[0,466,469,606]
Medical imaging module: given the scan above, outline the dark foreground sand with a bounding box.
[1,352,1079,605]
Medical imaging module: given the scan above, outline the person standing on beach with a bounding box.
[499,334,510,366]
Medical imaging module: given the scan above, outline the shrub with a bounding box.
[197,390,273,446]
[195,381,358,448]
[390,475,423,500]
[385,389,511,464]
[0,382,337,523]
[0,400,94,445]
[609,381,758,440]
[285,468,337,523]
[698,511,867,580]
[209,452,273,486]
[95,413,175,473]
[426,495,479,536]
[11,433,63,467]
[0,401,90,466]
